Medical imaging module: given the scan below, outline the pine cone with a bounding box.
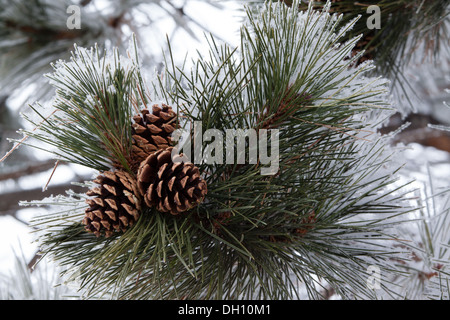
[137,147,207,215]
[83,170,141,237]
[131,103,178,170]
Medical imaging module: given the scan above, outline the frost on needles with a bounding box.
[9,1,421,299]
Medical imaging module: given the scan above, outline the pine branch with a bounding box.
[15,1,419,300]
[292,0,450,70]
[16,41,146,172]
[0,181,88,214]
[0,0,107,101]
[0,0,247,103]
[380,113,450,153]
[278,0,450,112]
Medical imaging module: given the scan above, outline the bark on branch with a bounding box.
[380,113,450,153]
[0,182,87,215]
[0,159,58,182]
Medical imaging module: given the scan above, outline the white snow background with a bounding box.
[0,1,449,299]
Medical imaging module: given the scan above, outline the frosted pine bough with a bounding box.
[18,1,419,299]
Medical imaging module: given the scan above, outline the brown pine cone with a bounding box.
[131,103,178,170]
[136,147,207,215]
[82,170,141,237]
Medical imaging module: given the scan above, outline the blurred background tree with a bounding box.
[0,0,449,299]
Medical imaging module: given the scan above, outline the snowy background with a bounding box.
[0,0,449,299]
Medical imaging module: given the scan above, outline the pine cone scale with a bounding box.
[105,210,117,221]
[92,221,102,231]
[101,220,111,229]
[157,163,169,179]
[162,123,175,133]
[168,176,176,191]
[148,124,162,134]
[132,123,147,134]
[105,198,118,210]
[93,197,104,206]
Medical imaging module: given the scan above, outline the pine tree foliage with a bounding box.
[0,249,72,300]
[0,0,105,101]
[395,179,450,299]
[0,0,243,103]
[20,42,145,172]
[284,0,449,110]
[12,1,423,299]
[291,0,449,73]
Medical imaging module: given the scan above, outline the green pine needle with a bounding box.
[22,1,419,299]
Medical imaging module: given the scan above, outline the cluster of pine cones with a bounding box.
[82,104,208,237]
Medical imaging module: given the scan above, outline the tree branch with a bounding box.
[0,181,88,215]
[380,113,450,153]
[0,159,59,182]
